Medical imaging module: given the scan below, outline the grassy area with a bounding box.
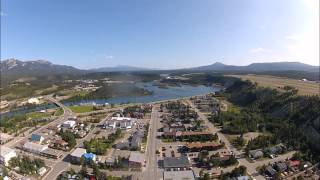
[228,74,319,96]
[26,112,51,119]
[54,108,64,116]
[68,105,94,113]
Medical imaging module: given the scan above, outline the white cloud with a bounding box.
[249,48,272,54]
[104,55,114,60]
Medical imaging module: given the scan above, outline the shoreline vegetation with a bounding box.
[61,83,153,103]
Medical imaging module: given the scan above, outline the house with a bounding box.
[163,156,190,170]
[163,170,196,180]
[104,156,116,166]
[52,140,68,150]
[0,133,13,145]
[265,166,277,177]
[0,100,9,109]
[129,152,145,169]
[70,148,86,164]
[62,120,76,129]
[31,134,45,143]
[23,142,48,154]
[249,149,264,159]
[288,160,300,169]
[83,153,97,162]
[28,97,40,104]
[0,146,17,166]
[37,167,47,176]
[275,162,288,172]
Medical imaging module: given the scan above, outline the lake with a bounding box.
[63,82,220,106]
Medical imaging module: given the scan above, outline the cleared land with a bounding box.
[68,105,94,113]
[228,74,319,96]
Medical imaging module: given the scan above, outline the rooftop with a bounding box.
[71,148,86,158]
[0,146,15,156]
[129,152,145,163]
[163,170,196,180]
[163,156,190,168]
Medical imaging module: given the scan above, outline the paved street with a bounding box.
[142,105,163,180]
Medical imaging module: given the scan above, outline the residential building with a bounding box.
[37,167,47,176]
[28,97,40,104]
[0,146,17,166]
[83,153,96,162]
[0,133,13,145]
[163,170,196,180]
[249,149,264,159]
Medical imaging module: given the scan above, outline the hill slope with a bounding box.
[190,61,318,72]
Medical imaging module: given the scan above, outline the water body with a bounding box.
[63,82,220,106]
[0,103,58,120]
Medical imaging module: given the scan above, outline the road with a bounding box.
[142,105,163,180]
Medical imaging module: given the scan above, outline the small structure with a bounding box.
[70,148,86,164]
[28,97,40,104]
[249,149,264,159]
[82,152,97,162]
[163,156,190,170]
[62,120,76,129]
[275,162,288,172]
[0,146,17,166]
[237,176,249,180]
[31,134,45,143]
[265,166,277,177]
[0,133,13,145]
[129,152,145,169]
[37,167,47,176]
[163,170,196,180]
[23,142,48,154]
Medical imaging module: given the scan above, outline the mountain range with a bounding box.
[1,59,319,84]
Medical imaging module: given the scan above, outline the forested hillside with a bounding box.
[222,79,320,161]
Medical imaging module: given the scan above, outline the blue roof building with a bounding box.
[31,134,44,143]
[82,152,96,161]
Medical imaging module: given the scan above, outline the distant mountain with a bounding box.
[190,61,319,72]
[91,65,153,72]
[0,59,84,85]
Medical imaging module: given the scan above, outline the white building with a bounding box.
[70,148,87,164]
[62,120,76,129]
[28,97,40,104]
[37,167,47,176]
[23,142,48,154]
[111,116,132,121]
[0,146,17,166]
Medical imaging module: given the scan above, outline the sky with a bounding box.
[1,0,319,69]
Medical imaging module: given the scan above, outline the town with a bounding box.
[1,91,319,180]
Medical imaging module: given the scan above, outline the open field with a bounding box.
[228,74,319,96]
[68,105,94,113]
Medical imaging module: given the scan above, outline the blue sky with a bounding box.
[1,0,319,69]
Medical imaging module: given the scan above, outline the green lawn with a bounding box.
[26,112,51,119]
[68,105,94,113]
[54,108,64,116]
